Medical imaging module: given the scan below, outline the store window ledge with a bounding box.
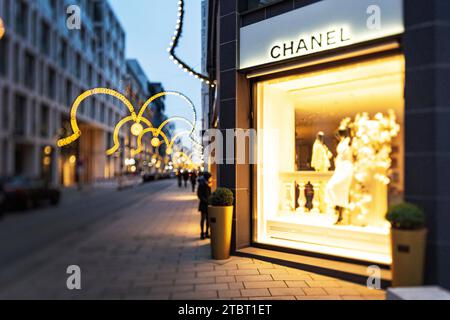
[235,246,392,288]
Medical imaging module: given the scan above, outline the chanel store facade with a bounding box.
[205,0,450,288]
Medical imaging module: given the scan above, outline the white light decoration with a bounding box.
[168,0,216,87]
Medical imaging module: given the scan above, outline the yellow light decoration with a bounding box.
[132,127,170,156]
[151,137,161,148]
[132,118,201,156]
[0,17,5,40]
[57,88,139,148]
[131,123,144,136]
[57,88,203,158]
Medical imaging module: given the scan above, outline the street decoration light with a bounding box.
[57,88,201,157]
[167,0,215,87]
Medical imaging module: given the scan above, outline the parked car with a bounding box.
[0,177,61,212]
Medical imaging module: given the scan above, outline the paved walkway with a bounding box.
[0,181,385,300]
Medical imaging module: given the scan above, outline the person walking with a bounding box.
[182,170,189,188]
[197,172,212,240]
[177,170,183,188]
[190,171,198,193]
[76,157,85,191]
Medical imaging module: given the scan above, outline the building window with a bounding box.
[0,36,8,77]
[65,80,72,107]
[14,94,26,136]
[15,0,28,38]
[13,44,19,83]
[24,51,35,90]
[254,54,405,264]
[2,88,9,131]
[47,67,56,100]
[40,20,50,55]
[40,105,49,138]
[59,40,68,69]
[100,103,105,123]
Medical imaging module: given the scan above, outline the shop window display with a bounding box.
[255,54,405,263]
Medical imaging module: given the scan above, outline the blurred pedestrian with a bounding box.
[197,172,212,240]
[182,170,189,188]
[76,157,85,191]
[190,171,198,193]
[177,170,182,188]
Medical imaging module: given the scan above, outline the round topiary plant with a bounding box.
[209,188,234,207]
[386,202,425,230]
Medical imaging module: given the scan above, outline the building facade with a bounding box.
[0,0,127,186]
[205,0,450,288]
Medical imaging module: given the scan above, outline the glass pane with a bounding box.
[255,54,405,264]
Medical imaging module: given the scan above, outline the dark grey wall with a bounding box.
[404,0,450,289]
[215,0,450,289]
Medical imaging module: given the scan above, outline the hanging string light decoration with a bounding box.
[167,0,216,87]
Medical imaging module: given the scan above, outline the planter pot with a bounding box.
[208,205,233,260]
[391,228,427,287]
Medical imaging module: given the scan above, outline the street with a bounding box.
[0,180,384,300]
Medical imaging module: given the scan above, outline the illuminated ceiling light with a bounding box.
[168,0,216,87]
[131,123,144,136]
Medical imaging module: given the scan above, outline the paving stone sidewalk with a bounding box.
[0,181,385,300]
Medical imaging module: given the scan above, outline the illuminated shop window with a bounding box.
[255,54,405,264]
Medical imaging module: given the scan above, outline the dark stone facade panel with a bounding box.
[405,67,437,110]
[404,26,436,67]
[217,163,236,188]
[220,41,237,71]
[436,67,450,106]
[436,200,450,242]
[432,244,450,288]
[218,99,237,129]
[266,0,294,19]
[436,155,450,198]
[219,70,236,101]
[404,155,436,197]
[293,0,321,9]
[436,0,450,22]
[436,112,450,153]
[241,9,266,27]
[220,13,237,44]
[404,0,436,27]
[220,0,236,17]
[405,112,435,153]
[436,26,450,64]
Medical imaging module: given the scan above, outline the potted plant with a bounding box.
[386,202,427,287]
[208,188,234,260]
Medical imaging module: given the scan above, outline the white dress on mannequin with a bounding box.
[326,137,353,208]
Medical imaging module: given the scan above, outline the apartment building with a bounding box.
[0,0,127,186]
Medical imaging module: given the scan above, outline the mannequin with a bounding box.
[311,131,333,172]
[326,127,354,224]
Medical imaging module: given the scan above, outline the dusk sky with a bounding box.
[109,0,203,139]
